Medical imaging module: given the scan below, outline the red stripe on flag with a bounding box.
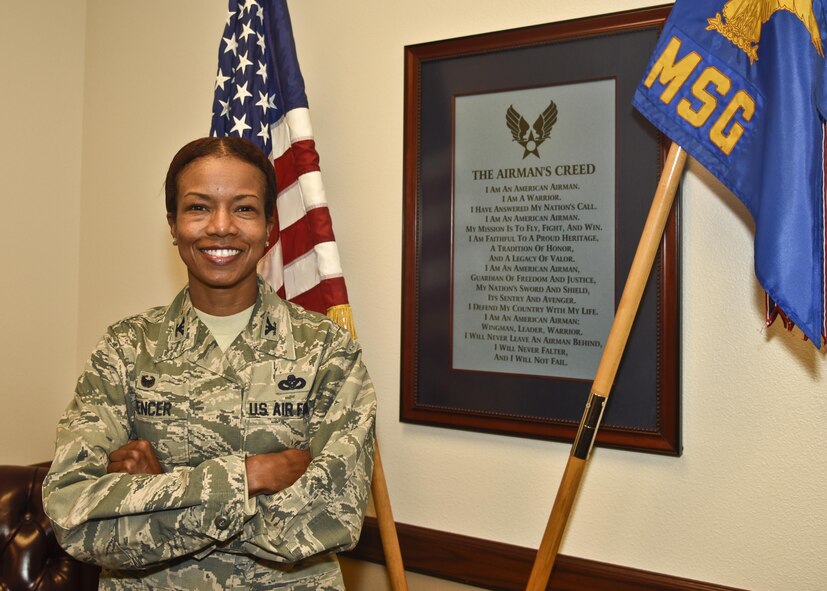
[271,141,320,197]
[290,284,323,313]
[291,139,321,175]
[273,149,299,195]
[280,207,337,264]
[304,206,336,242]
[280,216,313,264]
[289,277,348,313]
[321,275,348,306]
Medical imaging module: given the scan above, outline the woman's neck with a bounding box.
[187,275,258,316]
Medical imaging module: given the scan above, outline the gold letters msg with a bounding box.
[642,35,757,156]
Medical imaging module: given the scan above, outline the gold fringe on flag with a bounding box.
[326,304,358,339]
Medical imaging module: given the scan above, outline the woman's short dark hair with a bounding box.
[165,137,277,221]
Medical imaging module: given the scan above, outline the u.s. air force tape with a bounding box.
[571,392,607,460]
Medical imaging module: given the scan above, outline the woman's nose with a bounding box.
[206,207,236,236]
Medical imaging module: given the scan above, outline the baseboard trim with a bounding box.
[343,517,746,591]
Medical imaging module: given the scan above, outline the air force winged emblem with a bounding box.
[707,0,824,62]
[505,100,558,159]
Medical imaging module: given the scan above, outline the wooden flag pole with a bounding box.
[525,142,687,591]
[371,441,410,591]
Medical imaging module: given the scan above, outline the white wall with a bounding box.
[0,1,86,464]
[286,3,827,590]
[2,1,825,590]
[76,1,211,363]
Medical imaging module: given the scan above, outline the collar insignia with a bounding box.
[265,317,278,336]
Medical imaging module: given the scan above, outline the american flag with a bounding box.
[210,0,354,333]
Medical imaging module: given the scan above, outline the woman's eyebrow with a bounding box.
[181,192,261,200]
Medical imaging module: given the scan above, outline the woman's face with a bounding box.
[168,155,274,310]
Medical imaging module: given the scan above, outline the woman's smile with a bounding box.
[201,247,243,260]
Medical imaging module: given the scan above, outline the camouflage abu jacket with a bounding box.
[43,279,376,590]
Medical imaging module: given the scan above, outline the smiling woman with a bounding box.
[42,137,377,591]
[166,140,276,315]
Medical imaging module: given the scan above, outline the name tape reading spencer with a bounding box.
[136,400,172,417]
[641,32,759,156]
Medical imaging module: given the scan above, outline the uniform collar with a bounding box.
[154,276,297,363]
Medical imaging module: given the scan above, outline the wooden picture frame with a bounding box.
[401,5,680,455]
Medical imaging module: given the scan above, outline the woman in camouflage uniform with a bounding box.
[43,137,376,590]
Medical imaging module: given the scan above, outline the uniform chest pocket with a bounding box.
[244,372,312,455]
[132,372,190,467]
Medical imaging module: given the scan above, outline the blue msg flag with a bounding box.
[633,0,827,346]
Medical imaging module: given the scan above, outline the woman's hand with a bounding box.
[245,449,311,497]
[107,439,164,475]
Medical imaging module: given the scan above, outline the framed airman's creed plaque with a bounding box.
[401,5,681,455]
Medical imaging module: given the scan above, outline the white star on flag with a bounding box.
[230,114,251,135]
[234,81,252,105]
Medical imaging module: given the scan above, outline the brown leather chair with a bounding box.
[0,464,99,591]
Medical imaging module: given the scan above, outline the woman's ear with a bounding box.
[167,212,177,241]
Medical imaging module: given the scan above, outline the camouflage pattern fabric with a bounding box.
[43,278,376,590]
